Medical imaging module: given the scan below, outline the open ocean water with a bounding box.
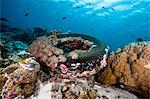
[1,0,150,51]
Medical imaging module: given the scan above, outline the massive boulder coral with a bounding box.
[97,41,150,98]
[1,58,40,98]
[28,36,66,72]
[0,63,19,93]
[28,33,108,79]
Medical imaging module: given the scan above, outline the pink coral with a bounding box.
[28,36,67,70]
[60,64,68,74]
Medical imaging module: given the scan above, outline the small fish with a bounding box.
[62,17,66,20]
[86,3,92,5]
[102,7,105,8]
[0,18,8,21]
[111,8,115,11]
[24,13,29,17]
[136,38,143,42]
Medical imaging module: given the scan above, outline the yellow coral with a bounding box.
[19,59,26,64]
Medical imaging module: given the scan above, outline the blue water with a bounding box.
[1,0,150,51]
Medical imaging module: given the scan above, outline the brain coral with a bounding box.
[97,41,150,98]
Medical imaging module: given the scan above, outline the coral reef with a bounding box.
[0,41,30,68]
[0,23,50,44]
[4,41,28,55]
[97,41,150,98]
[0,31,111,98]
[29,33,108,82]
[0,58,40,98]
[0,25,144,98]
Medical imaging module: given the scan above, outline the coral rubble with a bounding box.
[32,80,138,99]
[97,41,150,98]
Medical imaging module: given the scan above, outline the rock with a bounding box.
[97,41,150,98]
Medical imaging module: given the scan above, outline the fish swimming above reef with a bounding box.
[24,13,30,17]
[111,8,115,11]
[102,7,106,9]
[136,38,143,42]
[62,17,66,20]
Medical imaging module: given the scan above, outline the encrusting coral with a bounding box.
[97,41,150,98]
[1,58,40,99]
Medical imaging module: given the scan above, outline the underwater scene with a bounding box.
[0,0,150,99]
